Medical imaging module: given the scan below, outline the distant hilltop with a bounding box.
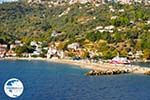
[1,0,149,6]
[27,0,150,6]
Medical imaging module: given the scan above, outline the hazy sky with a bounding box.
[0,0,18,3]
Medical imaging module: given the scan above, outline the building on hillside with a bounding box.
[0,48,6,58]
[30,41,43,56]
[135,51,143,59]
[47,47,57,58]
[69,0,106,4]
[5,50,16,57]
[30,41,38,46]
[51,30,63,37]
[67,43,80,50]
[22,53,32,58]
[10,44,17,50]
[110,56,131,64]
[47,47,64,59]
[118,9,125,13]
[15,40,23,46]
[0,44,7,48]
[0,44,7,58]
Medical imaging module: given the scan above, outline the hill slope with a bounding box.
[0,2,150,59]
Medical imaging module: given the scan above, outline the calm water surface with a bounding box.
[132,62,150,67]
[0,60,150,100]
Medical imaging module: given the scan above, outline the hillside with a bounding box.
[0,2,150,59]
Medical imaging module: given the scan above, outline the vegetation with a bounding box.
[0,2,150,59]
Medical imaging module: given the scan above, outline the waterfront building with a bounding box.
[67,43,80,50]
[110,56,130,64]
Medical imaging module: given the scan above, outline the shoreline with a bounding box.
[1,57,150,75]
[0,57,101,69]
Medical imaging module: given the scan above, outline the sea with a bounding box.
[0,60,150,100]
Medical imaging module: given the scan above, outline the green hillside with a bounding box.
[0,2,150,59]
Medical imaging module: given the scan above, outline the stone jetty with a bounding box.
[86,69,131,76]
[144,71,150,75]
[85,64,150,76]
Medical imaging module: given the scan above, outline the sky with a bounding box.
[0,0,18,3]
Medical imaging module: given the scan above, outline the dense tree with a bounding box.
[0,2,150,59]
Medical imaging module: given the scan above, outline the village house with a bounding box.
[22,53,32,58]
[51,30,63,37]
[0,49,6,58]
[104,25,115,33]
[33,49,42,56]
[118,0,132,4]
[31,46,43,56]
[58,7,70,17]
[118,9,125,13]
[128,51,134,59]
[77,49,85,57]
[105,25,115,30]
[146,20,150,24]
[117,28,122,32]
[10,44,17,50]
[88,50,100,59]
[5,50,17,57]
[129,20,135,25]
[109,6,115,12]
[30,41,43,56]
[110,8,115,12]
[57,50,65,58]
[111,16,118,20]
[135,51,143,59]
[95,26,103,30]
[0,44,7,58]
[47,46,64,59]
[134,0,142,3]
[30,41,38,46]
[15,40,23,46]
[67,43,80,50]
[47,46,57,58]
[0,44,7,48]
[98,29,105,33]
[110,56,130,64]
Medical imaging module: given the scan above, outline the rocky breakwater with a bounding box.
[132,67,150,75]
[144,71,150,75]
[85,64,150,76]
[86,68,132,76]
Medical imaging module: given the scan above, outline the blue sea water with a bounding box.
[0,60,150,100]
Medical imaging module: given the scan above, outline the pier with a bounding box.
[85,63,150,76]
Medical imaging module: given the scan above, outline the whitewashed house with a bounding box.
[67,43,80,50]
[0,44,7,58]
[135,51,143,59]
[111,16,118,20]
[10,44,17,50]
[30,41,38,46]
[47,47,57,58]
[118,9,125,13]
[95,26,103,30]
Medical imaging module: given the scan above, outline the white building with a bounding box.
[47,47,57,58]
[67,43,80,50]
[47,47,64,59]
[30,41,38,46]
[117,0,131,4]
